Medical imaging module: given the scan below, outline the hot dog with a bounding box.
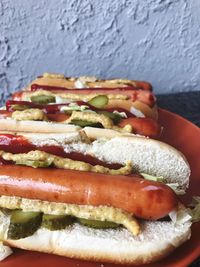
[10,73,157,120]
[12,87,156,107]
[0,108,161,138]
[0,165,178,220]
[0,131,188,220]
[29,84,155,106]
[29,73,153,91]
[119,117,161,138]
[0,130,192,264]
[0,109,71,123]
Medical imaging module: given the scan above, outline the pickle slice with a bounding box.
[11,104,30,111]
[78,218,119,229]
[97,111,122,124]
[70,119,103,128]
[30,95,56,104]
[7,210,42,240]
[42,214,75,230]
[16,160,52,168]
[88,95,108,109]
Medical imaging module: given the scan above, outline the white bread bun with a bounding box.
[0,116,161,140]
[48,129,189,190]
[7,131,90,146]
[88,135,190,189]
[84,127,122,139]
[0,119,126,137]
[0,119,80,133]
[2,214,190,265]
[0,129,190,189]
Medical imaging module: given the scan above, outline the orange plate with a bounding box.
[1,108,200,267]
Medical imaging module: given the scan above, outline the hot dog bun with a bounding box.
[30,131,190,189]
[0,130,190,190]
[0,209,191,265]
[28,73,153,91]
[88,135,190,190]
[14,73,157,119]
[0,119,81,133]
[0,116,162,138]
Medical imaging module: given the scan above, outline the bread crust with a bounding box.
[4,220,191,265]
[89,135,190,189]
[0,119,80,133]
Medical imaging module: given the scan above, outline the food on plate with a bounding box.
[27,72,153,91]
[4,73,160,138]
[0,102,161,138]
[0,129,193,264]
[0,73,198,264]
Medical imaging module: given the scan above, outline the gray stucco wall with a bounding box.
[0,0,200,101]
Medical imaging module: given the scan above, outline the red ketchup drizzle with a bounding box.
[0,134,122,169]
[0,134,35,153]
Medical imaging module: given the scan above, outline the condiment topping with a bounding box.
[0,150,132,175]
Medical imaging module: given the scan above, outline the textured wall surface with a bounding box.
[0,0,200,101]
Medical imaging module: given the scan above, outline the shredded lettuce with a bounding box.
[189,196,200,222]
[140,173,165,183]
[169,197,200,225]
[0,211,12,261]
[166,183,186,195]
[169,204,192,226]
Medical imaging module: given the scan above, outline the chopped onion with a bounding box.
[130,107,145,118]
[74,80,86,89]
